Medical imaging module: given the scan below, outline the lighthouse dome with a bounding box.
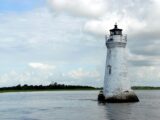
[110,24,122,36]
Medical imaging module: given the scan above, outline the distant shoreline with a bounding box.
[0,83,98,93]
[0,89,99,93]
[131,86,160,90]
[0,83,160,93]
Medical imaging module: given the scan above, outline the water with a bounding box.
[0,90,159,120]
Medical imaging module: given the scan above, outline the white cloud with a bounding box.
[49,0,160,37]
[64,0,160,86]
[48,0,107,18]
[29,62,55,70]
[61,67,103,86]
[64,68,100,79]
[0,62,57,87]
[83,16,146,36]
[129,66,160,86]
[0,7,105,87]
[1,0,160,87]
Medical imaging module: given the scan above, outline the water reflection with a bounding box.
[98,103,133,120]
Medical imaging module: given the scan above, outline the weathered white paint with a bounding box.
[103,33,131,97]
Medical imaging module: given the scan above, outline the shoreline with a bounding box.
[0,85,160,93]
[0,88,160,94]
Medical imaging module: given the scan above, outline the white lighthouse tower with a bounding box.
[102,24,139,102]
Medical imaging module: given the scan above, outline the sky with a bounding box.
[0,0,160,87]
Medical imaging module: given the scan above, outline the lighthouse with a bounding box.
[99,24,139,103]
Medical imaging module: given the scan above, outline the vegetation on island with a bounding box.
[0,82,160,93]
[131,86,160,90]
[0,82,97,93]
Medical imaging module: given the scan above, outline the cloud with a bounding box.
[64,68,100,79]
[129,66,160,86]
[49,0,160,68]
[49,0,150,35]
[0,66,55,87]
[83,16,146,36]
[0,7,106,87]
[62,67,103,86]
[28,62,55,70]
[48,0,107,18]
[1,0,160,87]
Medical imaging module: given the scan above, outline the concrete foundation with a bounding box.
[98,90,139,103]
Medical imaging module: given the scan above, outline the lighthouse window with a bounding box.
[116,31,119,34]
[107,65,112,75]
[110,31,114,35]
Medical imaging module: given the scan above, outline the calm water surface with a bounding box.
[0,90,159,120]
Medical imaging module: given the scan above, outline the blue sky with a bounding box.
[0,0,160,87]
[0,0,45,12]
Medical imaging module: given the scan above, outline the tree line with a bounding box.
[0,82,97,91]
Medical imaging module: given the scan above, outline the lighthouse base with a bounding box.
[98,91,139,103]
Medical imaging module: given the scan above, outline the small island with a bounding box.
[0,82,97,93]
[131,86,160,90]
[0,82,159,93]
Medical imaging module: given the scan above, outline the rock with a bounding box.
[98,91,139,103]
